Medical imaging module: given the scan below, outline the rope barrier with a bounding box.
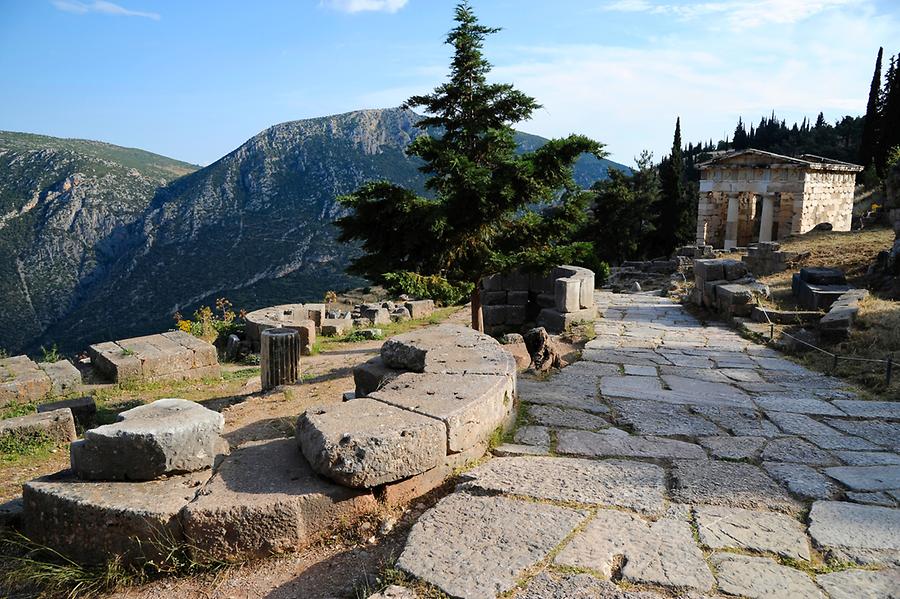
[753,304,894,385]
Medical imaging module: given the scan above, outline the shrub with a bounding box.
[382,272,473,306]
[39,344,60,364]
[173,298,245,344]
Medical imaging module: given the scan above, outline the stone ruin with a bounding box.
[742,241,808,276]
[245,299,436,350]
[691,258,770,319]
[480,265,595,335]
[696,149,862,250]
[17,324,516,565]
[88,331,219,384]
[1,354,81,407]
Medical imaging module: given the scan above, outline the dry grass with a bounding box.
[749,227,899,399]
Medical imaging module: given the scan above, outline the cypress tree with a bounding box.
[336,3,603,330]
[733,118,749,150]
[878,54,900,172]
[859,47,883,168]
[656,117,692,254]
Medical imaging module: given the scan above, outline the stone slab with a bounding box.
[296,398,445,488]
[460,456,666,515]
[491,443,549,457]
[0,408,76,446]
[816,568,900,599]
[555,510,714,592]
[711,553,825,599]
[527,404,610,430]
[808,500,900,565]
[824,465,900,491]
[182,438,375,562]
[397,492,585,599]
[836,451,900,466]
[353,356,402,397]
[672,459,802,514]
[38,359,81,395]
[556,428,707,460]
[761,437,838,466]
[369,371,512,453]
[513,425,550,446]
[695,504,811,560]
[833,400,900,420]
[380,325,515,378]
[23,469,209,564]
[517,378,609,414]
[763,462,838,500]
[699,435,766,460]
[825,419,900,451]
[693,405,781,437]
[368,585,417,599]
[513,571,665,599]
[379,441,488,506]
[611,399,721,436]
[37,396,97,428]
[0,354,52,406]
[71,398,225,481]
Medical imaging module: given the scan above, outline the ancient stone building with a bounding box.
[696,149,862,249]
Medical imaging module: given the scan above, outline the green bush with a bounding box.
[382,272,473,306]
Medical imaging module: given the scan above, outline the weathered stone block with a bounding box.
[0,355,52,406]
[694,259,725,284]
[321,319,349,336]
[353,356,402,397]
[507,290,529,306]
[23,470,209,564]
[404,299,434,319]
[296,398,446,488]
[578,272,595,308]
[370,372,512,453]
[37,396,97,428]
[38,360,81,395]
[537,308,596,333]
[555,277,581,313]
[502,270,531,291]
[482,305,507,326]
[0,408,76,445]
[506,304,526,325]
[182,438,375,562]
[723,259,749,280]
[481,290,508,306]
[71,398,225,481]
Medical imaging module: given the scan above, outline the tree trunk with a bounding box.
[470,285,484,332]
[261,328,301,391]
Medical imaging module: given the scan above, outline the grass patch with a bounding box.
[0,529,233,599]
[317,307,460,351]
[0,401,37,420]
[0,430,54,463]
[221,367,260,382]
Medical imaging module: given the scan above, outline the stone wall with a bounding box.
[480,265,595,335]
[799,171,856,233]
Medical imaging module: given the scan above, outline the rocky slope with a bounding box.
[1,109,628,354]
[0,132,197,354]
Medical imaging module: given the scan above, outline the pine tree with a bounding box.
[335,3,603,330]
[859,47,884,169]
[655,117,693,254]
[733,118,749,150]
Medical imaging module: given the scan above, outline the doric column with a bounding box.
[759,195,775,242]
[724,194,739,250]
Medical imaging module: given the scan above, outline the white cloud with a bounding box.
[322,0,409,14]
[51,0,160,20]
[603,0,863,29]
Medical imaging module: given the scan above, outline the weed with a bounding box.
[0,401,37,420]
[0,348,8,359]
[39,344,61,363]
[0,430,54,462]
[340,330,385,343]
[121,348,135,357]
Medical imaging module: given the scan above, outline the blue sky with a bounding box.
[1,0,898,166]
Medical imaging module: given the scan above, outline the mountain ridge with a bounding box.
[0,108,629,354]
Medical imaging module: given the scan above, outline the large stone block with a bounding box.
[353,356,402,397]
[0,355,52,406]
[404,299,434,319]
[370,372,513,453]
[480,290,508,306]
[296,398,446,488]
[555,277,581,313]
[380,325,516,378]
[37,396,97,428]
[71,398,225,481]
[89,333,219,383]
[578,272,595,309]
[536,308,596,333]
[182,438,375,562]
[0,408,76,445]
[38,360,81,395]
[694,259,725,284]
[482,305,507,326]
[23,470,209,564]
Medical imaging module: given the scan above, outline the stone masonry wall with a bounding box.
[798,171,856,233]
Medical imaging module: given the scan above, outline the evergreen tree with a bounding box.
[655,118,693,254]
[335,3,603,330]
[589,151,660,264]
[859,47,883,169]
[879,54,900,172]
[732,118,750,150]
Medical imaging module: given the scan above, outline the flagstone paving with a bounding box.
[392,292,900,598]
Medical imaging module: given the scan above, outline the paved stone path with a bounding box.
[394,292,900,599]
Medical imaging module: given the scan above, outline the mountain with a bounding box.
[0,131,197,355]
[0,109,630,354]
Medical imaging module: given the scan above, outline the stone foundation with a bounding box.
[88,331,219,384]
[0,355,82,408]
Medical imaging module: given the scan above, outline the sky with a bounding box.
[1,0,898,167]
